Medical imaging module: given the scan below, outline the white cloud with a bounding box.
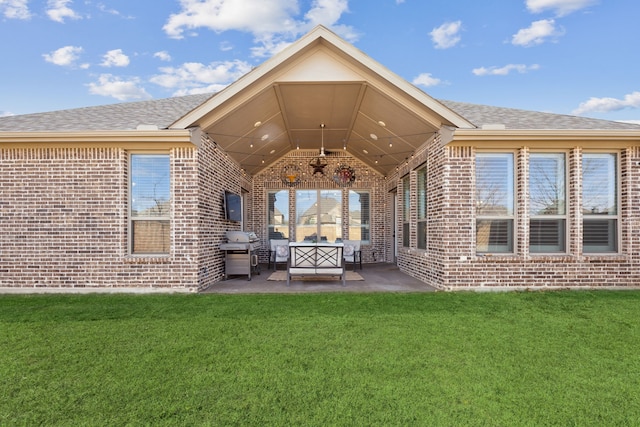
[219,41,234,52]
[572,91,640,115]
[472,63,540,76]
[1,111,15,117]
[511,19,564,46]
[96,3,133,19]
[87,74,151,101]
[154,51,172,61]
[430,21,462,49]
[163,0,355,58]
[46,0,81,23]
[0,0,31,19]
[100,49,130,67]
[163,0,300,39]
[150,60,253,95]
[412,73,443,87]
[42,45,84,67]
[526,0,598,17]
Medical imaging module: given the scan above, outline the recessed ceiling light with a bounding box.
[269,149,276,154]
[378,121,386,127]
[261,134,269,141]
[370,133,378,140]
[254,121,262,127]
[362,149,369,154]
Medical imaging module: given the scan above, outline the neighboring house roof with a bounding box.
[1,93,638,133]
[0,93,213,132]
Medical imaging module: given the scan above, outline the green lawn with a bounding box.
[1,291,639,426]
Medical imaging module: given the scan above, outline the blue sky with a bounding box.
[1,0,639,124]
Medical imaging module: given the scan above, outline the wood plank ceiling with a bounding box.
[204,81,440,176]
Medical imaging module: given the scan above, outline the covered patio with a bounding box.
[203,263,437,294]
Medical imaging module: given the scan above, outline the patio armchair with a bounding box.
[342,240,362,271]
[269,239,290,271]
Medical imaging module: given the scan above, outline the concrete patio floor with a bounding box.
[201,262,438,294]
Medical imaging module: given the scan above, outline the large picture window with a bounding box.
[295,190,342,242]
[582,153,618,253]
[130,154,170,254]
[476,153,514,253]
[417,165,427,249]
[267,190,289,240]
[529,153,566,253]
[348,190,370,243]
[402,175,410,247]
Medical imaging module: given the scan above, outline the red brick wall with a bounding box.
[196,135,245,288]
[392,139,640,289]
[0,146,201,290]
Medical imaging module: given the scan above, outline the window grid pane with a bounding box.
[417,167,427,249]
[132,220,170,253]
[529,153,566,253]
[131,154,170,218]
[402,175,411,247]
[268,190,289,240]
[349,190,370,243]
[476,153,514,216]
[130,154,170,254]
[476,153,514,253]
[582,153,618,253]
[530,219,566,253]
[295,190,342,242]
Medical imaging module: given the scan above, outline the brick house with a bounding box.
[2,25,640,291]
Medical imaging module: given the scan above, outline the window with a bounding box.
[295,190,342,242]
[267,190,289,240]
[130,154,170,254]
[476,153,514,253]
[582,153,618,253]
[416,166,427,249]
[348,190,370,243]
[529,153,566,253]
[402,175,410,247]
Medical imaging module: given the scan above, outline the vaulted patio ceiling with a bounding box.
[173,26,475,177]
[202,80,444,176]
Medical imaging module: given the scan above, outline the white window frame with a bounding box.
[416,165,427,250]
[402,174,411,247]
[129,152,171,255]
[529,151,568,254]
[475,151,516,254]
[267,190,289,240]
[582,152,620,254]
[348,189,371,244]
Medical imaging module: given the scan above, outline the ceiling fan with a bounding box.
[310,123,329,175]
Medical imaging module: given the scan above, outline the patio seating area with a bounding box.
[201,262,437,294]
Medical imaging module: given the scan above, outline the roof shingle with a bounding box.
[1,93,638,132]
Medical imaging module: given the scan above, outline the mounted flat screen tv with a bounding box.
[224,191,242,222]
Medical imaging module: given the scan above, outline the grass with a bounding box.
[1,291,640,426]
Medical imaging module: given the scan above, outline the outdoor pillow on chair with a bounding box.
[276,245,289,258]
[344,245,355,257]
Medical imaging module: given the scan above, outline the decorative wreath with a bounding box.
[281,164,301,187]
[333,165,356,187]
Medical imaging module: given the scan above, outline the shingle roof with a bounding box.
[0,93,213,132]
[440,99,640,130]
[1,92,638,132]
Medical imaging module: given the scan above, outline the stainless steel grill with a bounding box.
[219,231,260,280]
